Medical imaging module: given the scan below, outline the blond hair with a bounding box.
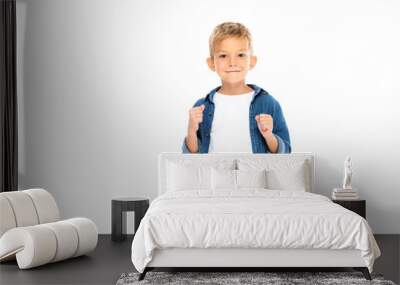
[209,22,253,57]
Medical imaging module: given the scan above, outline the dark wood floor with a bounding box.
[0,234,398,285]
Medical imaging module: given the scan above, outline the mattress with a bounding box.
[131,189,381,273]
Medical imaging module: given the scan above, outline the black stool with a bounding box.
[111,197,149,241]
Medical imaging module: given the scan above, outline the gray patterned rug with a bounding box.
[116,271,397,285]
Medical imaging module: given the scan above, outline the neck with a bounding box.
[218,81,253,95]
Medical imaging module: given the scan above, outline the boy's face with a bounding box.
[207,37,257,84]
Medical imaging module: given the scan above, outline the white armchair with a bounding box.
[0,188,98,269]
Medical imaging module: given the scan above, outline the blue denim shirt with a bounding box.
[182,84,291,154]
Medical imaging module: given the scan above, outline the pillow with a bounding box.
[266,162,308,191]
[237,158,310,192]
[166,162,211,191]
[236,169,268,189]
[211,168,268,190]
[211,168,236,190]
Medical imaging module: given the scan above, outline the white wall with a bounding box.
[16,0,400,233]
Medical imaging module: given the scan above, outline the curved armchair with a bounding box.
[0,188,98,269]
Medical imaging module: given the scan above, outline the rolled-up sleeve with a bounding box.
[182,136,201,153]
[275,134,290,154]
[182,137,190,153]
[181,137,193,153]
[272,101,291,153]
[181,99,204,154]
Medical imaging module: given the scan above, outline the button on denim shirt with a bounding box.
[182,84,291,154]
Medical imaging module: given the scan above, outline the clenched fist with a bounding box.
[255,114,273,138]
[188,104,205,134]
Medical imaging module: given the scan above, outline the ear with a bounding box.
[249,55,257,70]
[206,57,215,71]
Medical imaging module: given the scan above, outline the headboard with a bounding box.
[158,152,315,196]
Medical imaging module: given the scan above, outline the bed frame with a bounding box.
[138,153,372,281]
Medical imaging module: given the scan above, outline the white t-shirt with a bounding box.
[208,91,254,153]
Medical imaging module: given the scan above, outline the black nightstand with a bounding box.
[332,199,366,219]
[111,197,150,241]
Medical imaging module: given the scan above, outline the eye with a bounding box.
[238,53,247,57]
[219,54,226,58]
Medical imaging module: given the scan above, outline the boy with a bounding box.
[182,22,291,154]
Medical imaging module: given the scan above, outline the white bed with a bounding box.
[131,153,381,281]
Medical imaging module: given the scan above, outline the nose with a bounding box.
[229,56,236,67]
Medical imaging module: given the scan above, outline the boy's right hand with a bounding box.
[188,104,205,134]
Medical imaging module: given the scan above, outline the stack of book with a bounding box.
[332,188,359,200]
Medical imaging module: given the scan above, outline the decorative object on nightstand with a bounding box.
[342,156,353,190]
[332,156,359,200]
[332,188,359,200]
[111,197,149,242]
[332,199,366,219]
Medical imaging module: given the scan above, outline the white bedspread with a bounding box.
[131,189,380,273]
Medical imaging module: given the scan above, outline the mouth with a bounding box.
[225,70,241,73]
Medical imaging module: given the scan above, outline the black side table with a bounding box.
[332,199,366,219]
[111,197,150,242]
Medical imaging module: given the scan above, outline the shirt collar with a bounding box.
[206,84,262,103]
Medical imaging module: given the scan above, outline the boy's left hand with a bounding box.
[255,114,273,138]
